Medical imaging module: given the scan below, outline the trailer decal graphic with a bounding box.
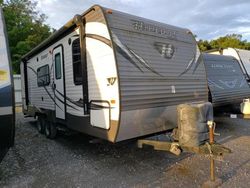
[112,32,162,76]
[45,87,63,111]
[179,46,201,76]
[0,70,8,81]
[192,54,202,74]
[90,103,113,110]
[55,88,83,109]
[107,77,116,86]
[54,90,78,110]
[131,19,177,39]
[112,32,143,72]
[27,66,64,111]
[86,34,112,47]
[128,48,162,76]
[207,79,224,90]
[55,88,79,110]
[56,92,114,111]
[240,77,247,87]
[209,78,247,90]
[27,66,85,111]
[219,79,237,89]
[154,42,175,59]
[179,55,195,76]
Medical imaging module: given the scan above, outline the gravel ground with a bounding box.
[0,113,249,188]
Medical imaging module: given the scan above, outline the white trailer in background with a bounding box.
[203,53,250,110]
[208,48,250,82]
[0,8,15,162]
[21,5,208,141]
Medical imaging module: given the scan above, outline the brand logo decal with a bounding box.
[154,42,175,59]
[131,20,177,39]
[107,77,117,86]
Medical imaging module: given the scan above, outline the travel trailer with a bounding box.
[21,5,208,142]
[208,48,250,82]
[203,53,250,109]
[0,8,15,162]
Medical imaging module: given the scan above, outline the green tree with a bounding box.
[198,34,250,52]
[197,39,212,51]
[2,0,53,73]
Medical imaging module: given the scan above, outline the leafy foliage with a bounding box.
[197,34,250,52]
[1,0,53,73]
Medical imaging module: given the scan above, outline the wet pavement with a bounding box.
[0,113,249,188]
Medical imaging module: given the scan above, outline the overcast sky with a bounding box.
[36,0,250,41]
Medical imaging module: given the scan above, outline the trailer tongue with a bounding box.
[137,102,231,188]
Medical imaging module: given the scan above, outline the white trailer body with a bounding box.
[223,48,250,81]
[21,5,208,142]
[0,8,15,162]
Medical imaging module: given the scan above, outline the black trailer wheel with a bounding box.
[37,116,45,134]
[45,121,57,139]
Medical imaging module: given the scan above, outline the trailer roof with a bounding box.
[202,53,237,61]
[22,5,191,61]
[21,5,98,61]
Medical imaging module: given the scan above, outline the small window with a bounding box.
[37,65,50,87]
[72,38,83,85]
[55,53,62,79]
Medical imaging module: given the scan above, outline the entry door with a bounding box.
[53,46,65,119]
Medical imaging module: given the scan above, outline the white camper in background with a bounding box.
[208,48,250,82]
[203,53,250,110]
[222,48,250,81]
[21,5,208,142]
[0,8,15,162]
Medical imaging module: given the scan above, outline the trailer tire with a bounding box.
[45,121,57,139]
[37,116,45,134]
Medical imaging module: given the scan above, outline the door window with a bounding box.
[55,53,61,79]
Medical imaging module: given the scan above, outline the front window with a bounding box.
[72,38,82,85]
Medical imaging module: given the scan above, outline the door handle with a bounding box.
[52,82,56,89]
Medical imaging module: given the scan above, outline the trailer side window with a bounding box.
[72,38,82,85]
[37,65,50,87]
